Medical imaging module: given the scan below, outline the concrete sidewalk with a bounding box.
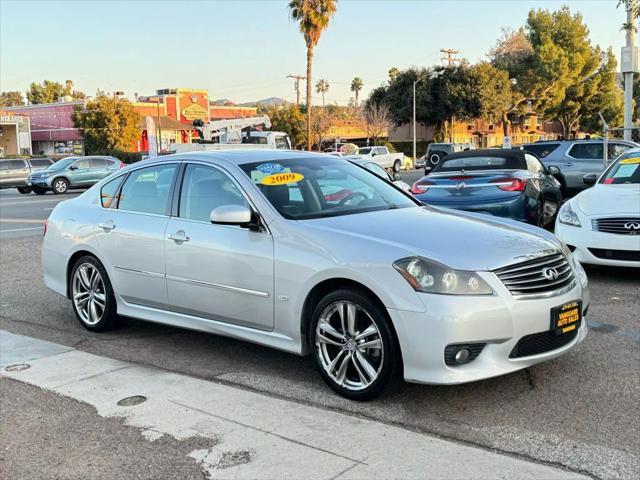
[0,330,588,479]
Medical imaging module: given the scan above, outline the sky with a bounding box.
[0,0,629,106]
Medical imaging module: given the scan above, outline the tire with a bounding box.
[310,288,401,401]
[32,187,47,195]
[70,255,120,332]
[52,177,69,194]
[393,160,401,173]
[17,187,31,194]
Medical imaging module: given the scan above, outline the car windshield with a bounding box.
[239,157,418,220]
[47,157,78,171]
[357,147,372,155]
[600,156,640,184]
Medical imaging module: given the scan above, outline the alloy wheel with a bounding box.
[54,179,68,193]
[315,301,384,391]
[72,263,107,326]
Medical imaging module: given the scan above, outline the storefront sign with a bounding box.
[182,103,208,121]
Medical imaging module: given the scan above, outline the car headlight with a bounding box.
[561,243,588,287]
[558,202,581,227]
[393,257,493,295]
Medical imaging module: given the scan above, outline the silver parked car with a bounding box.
[0,157,54,193]
[43,150,589,400]
[518,139,638,195]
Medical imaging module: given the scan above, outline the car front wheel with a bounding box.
[310,288,400,400]
[32,187,47,195]
[17,187,31,194]
[53,178,69,194]
[70,256,120,332]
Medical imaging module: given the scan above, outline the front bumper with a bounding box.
[555,221,640,268]
[389,271,589,384]
[26,176,53,188]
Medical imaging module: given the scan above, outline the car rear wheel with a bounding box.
[53,178,69,194]
[310,288,400,400]
[17,187,31,194]
[70,256,120,332]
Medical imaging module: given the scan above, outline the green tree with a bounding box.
[469,62,514,134]
[27,79,85,104]
[315,78,330,106]
[388,67,400,83]
[71,93,139,154]
[288,0,337,150]
[267,104,306,148]
[350,77,363,106]
[0,91,25,107]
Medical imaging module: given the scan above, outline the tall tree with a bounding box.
[288,0,337,150]
[350,77,363,106]
[388,67,400,83]
[363,102,392,145]
[0,91,25,107]
[469,62,515,135]
[315,78,330,106]
[71,92,139,154]
[310,106,334,150]
[267,104,307,148]
[27,80,85,104]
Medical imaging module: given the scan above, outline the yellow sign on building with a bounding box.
[182,103,208,121]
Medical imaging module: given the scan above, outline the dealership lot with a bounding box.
[0,188,639,479]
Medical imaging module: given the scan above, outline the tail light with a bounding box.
[411,181,434,194]
[43,219,48,236]
[491,178,526,191]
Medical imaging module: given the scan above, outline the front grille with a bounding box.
[592,217,640,235]
[509,329,578,358]
[493,252,575,296]
[588,248,640,262]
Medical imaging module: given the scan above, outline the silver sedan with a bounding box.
[42,150,589,400]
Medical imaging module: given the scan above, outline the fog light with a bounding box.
[444,343,486,366]
[454,348,470,364]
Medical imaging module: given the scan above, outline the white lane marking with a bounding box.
[0,198,69,206]
[0,226,44,233]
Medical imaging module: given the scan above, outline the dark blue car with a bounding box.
[411,149,563,227]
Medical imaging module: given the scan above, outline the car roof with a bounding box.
[150,149,330,167]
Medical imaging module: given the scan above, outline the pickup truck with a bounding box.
[356,146,406,172]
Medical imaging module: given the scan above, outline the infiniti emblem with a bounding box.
[456,181,466,190]
[542,267,559,281]
[624,222,640,231]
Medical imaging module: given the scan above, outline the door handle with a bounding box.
[563,162,574,166]
[168,230,189,243]
[98,220,116,231]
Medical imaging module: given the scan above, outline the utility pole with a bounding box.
[440,48,460,67]
[287,74,306,108]
[622,1,638,140]
[413,74,427,160]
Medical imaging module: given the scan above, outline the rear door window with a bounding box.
[8,160,27,169]
[90,158,109,168]
[100,175,125,208]
[608,143,633,161]
[521,143,560,158]
[568,143,603,160]
[74,159,92,169]
[118,164,177,215]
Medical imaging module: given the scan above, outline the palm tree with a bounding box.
[350,77,363,106]
[288,0,337,150]
[316,78,330,106]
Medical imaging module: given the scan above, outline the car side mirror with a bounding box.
[393,173,402,181]
[69,165,78,170]
[547,165,561,176]
[583,173,597,185]
[210,205,256,229]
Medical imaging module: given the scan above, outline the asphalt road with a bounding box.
[1,186,639,479]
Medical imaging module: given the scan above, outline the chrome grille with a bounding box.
[493,253,575,296]
[592,217,640,235]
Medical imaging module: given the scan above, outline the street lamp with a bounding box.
[413,74,428,161]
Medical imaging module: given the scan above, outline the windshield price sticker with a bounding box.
[256,163,287,174]
[262,172,304,186]
[614,164,638,178]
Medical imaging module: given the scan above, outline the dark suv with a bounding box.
[0,157,54,193]
[518,139,638,195]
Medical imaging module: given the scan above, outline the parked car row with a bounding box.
[0,155,124,194]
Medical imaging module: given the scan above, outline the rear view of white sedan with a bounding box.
[555,149,640,267]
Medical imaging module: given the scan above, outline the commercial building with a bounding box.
[0,110,32,156]
[4,100,85,155]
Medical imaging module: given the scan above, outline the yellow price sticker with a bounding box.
[620,157,640,164]
[262,172,304,186]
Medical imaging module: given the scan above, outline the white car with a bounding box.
[555,149,640,267]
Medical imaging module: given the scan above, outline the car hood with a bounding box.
[576,184,640,215]
[301,206,560,271]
